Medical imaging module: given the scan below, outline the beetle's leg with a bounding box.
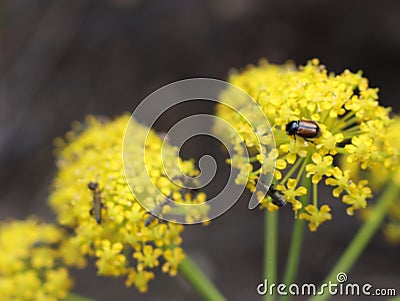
[303,137,316,144]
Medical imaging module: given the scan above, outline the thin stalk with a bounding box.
[333,147,348,154]
[295,157,309,183]
[178,256,226,301]
[281,157,304,184]
[309,183,400,301]
[337,112,357,127]
[319,110,330,126]
[340,111,356,123]
[342,131,364,139]
[339,119,359,131]
[264,209,278,301]
[313,183,318,207]
[281,176,312,301]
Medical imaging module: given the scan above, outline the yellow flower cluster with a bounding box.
[49,114,208,292]
[381,118,400,244]
[0,219,72,301]
[346,117,400,244]
[215,59,392,231]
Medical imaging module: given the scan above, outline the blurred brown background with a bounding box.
[1,0,399,300]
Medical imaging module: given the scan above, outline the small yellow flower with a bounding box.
[342,180,372,215]
[345,135,379,169]
[125,268,154,293]
[299,205,332,231]
[133,245,163,271]
[95,240,126,276]
[162,248,185,276]
[306,153,334,184]
[325,167,352,197]
[280,141,307,164]
[316,132,344,155]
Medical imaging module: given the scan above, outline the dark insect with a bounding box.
[267,184,287,207]
[144,176,199,226]
[259,179,286,207]
[144,199,169,226]
[88,182,106,224]
[286,120,321,142]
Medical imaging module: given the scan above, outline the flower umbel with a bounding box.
[215,59,392,230]
[49,114,207,292]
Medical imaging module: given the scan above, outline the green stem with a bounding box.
[333,147,348,154]
[339,119,359,131]
[281,176,312,301]
[309,182,400,301]
[260,151,306,301]
[282,219,305,286]
[336,112,358,129]
[281,157,304,184]
[295,156,309,183]
[264,209,278,301]
[340,110,356,123]
[178,256,226,301]
[65,293,94,301]
[313,183,318,207]
[342,131,364,139]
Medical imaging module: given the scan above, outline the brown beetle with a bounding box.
[286,120,321,142]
